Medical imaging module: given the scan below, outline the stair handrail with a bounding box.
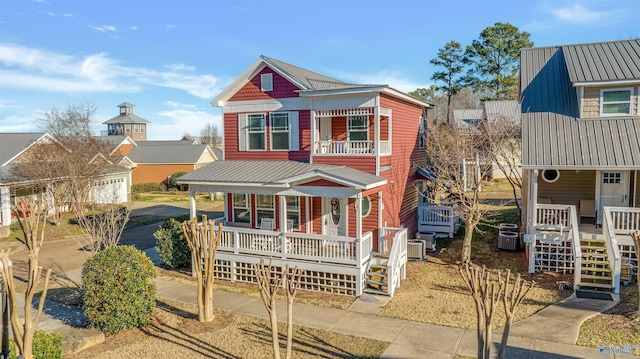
[569,205,582,290]
[385,227,407,297]
[602,206,622,294]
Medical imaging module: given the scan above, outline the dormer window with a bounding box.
[261,73,273,92]
[600,88,632,116]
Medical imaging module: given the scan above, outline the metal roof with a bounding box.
[102,113,151,124]
[136,140,197,146]
[452,109,483,133]
[483,100,520,123]
[562,39,640,84]
[178,160,386,190]
[0,132,50,166]
[520,41,640,169]
[126,143,212,164]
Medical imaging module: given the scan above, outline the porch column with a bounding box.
[527,169,538,233]
[374,107,380,174]
[355,194,362,240]
[189,188,196,220]
[1,186,10,227]
[310,110,317,163]
[279,195,287,232]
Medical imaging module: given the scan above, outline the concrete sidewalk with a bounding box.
[152,274,636,359]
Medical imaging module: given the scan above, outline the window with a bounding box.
[134,124,139,133]
[286,196,300,230]
[418,116,426,148]
[361,196,371,217]
[233,194,250,223]
[261,73,273,92]
[140,124,145,133]
[124,124,131,133]
[256,195,275,226]
[603,172,621,184]
[270,113,289,150]
[247,114,266,150]
[348,115,368,142]
[600,88,632,116]
[330,198,340,225]
[542,169,560,183]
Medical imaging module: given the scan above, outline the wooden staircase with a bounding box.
[363,260,390,296]
[577,238,615,300]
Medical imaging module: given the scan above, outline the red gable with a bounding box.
[229,67,300,101]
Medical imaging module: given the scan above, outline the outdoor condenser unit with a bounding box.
[407,241,426,260]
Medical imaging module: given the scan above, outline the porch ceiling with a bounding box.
[178,160,387,190]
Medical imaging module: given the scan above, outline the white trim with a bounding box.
[222,98,309,113]
[260,73,273,92]
[255,194,275,227]
[573,79,640,87]
[579,86,584,118]
[232,193,251,224]
[361,196,372,217]
[599,87,633,116]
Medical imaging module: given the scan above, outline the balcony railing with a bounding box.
[314,140,391,156]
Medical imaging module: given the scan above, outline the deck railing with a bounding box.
[418,204,457,238]
[216,226,371,267]
[383,227,407,297]
[602,206,640,294]
[314,140,391,156]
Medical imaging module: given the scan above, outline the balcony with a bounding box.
[313,140,391,156]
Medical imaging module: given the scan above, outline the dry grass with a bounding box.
[68,299,387,359]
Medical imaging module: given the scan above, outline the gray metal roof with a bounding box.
[136,140,197,146]
[562,39,640,84]
[261,56,346,90]
[178,160,386,190]
[483,100,520,123]
[211,147,222,160]
[126,143,212,164]
[520,42,640,169]
[453,109,483,133]
[0,132,49,166]
[103,113,151,124]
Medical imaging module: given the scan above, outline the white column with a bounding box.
[355,193,362,240]
[374,107,380,175]
[189,189,197,220]
[1,186,10,226]
[279,195,287,232]
[529,169,539,232]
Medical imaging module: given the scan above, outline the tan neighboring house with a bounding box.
[102,102,150,141]
[0,132,130,232]
[520,39,640,298]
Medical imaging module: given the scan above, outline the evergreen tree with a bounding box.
[430,41,465,124]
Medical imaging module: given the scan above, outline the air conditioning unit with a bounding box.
[497,231,519,251]
[407,240,426,260]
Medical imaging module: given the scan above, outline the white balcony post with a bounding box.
[374,106,380,172]
[355,193,362,240]
[0,186,10,227]
[189,188,197,220]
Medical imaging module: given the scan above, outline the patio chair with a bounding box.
[579,199,596,225]
[260,218,274,230]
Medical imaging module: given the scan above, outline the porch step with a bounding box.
[367,271,388,279]
[580,274,613,281]
[578,282,615,289]
[366,279,388,288]
[575,289,616,301]
[581,259,609,265]
[365,261,390,296]
[363,287,389,296]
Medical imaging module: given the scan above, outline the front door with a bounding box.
[323,197,346,237]
[598,170,630,223]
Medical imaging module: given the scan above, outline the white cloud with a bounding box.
[46,12,54,16]
[331,69,432,93]
[63,13,73,17]
[0,43,224,98]
[89,25,117,33]
[130,26,138,31]
[103,25,117,32]
[550,3,610,24]
[0,114,39,133]
[154,103,221,140]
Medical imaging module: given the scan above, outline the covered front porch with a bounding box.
[178,160,409,296]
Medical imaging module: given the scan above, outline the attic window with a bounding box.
[261,73,273,92]
[600,88,632,116]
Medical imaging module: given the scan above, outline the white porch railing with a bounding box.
[418,204,457,238]
[314,140,391,156]
[528,204,581,289]
[217,226,372,267]
[381,227,407,297]
[602,206,640,294]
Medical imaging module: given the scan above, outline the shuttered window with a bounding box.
[247,114,266,150]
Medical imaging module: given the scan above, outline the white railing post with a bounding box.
[603,207,622,295]
[569,205,582,290]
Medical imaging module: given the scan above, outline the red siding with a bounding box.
[379,94,425,237]
[223,110,311,161]
[332,117,347,141]
[229,67,300,101]
[312,156,377,174]
[312,197,322,234]
[300,179,346,187]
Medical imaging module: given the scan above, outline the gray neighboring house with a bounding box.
[520,39,640,296]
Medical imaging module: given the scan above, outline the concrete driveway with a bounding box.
[120,201,224,251]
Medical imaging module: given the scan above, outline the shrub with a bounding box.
[132,183,166,193]
[82,245,157,335]
[154,218,191,269]
[9,330,63,359]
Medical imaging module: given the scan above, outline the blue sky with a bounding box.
[1,0,638,140]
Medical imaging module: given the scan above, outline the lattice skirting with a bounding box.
[533,240,575,273]
[211,256,365,296]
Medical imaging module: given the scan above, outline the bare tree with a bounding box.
[0,197,52,359]
[427,122,493,263]
[632,231,640,319]
[200,122,222,148]
[459,263,534,359]
[76,200,130,253]
[284,266,303,359]
[254,258,285,359]
[181,215,221,322]
[483,115,523,218]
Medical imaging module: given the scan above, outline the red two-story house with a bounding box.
[179,56,432,297]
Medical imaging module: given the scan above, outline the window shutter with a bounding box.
[238,114,247,151]
[288,111,299,151]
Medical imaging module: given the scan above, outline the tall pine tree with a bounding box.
[430,41,465,124]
